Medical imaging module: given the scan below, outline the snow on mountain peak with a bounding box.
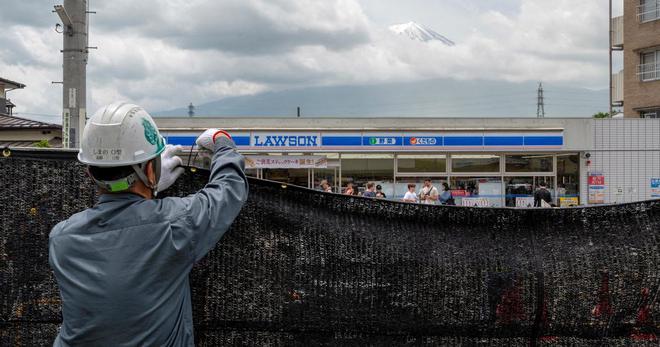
[388,21,455,46]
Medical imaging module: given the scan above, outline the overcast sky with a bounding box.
[1,0,622,122]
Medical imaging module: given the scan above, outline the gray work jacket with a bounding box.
[49,137,248,347]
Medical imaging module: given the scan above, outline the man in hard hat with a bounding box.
[48,102,248,346]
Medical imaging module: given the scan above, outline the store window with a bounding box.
[504,176,555,207]
[263,169,308,188]
[314,168,337,192]
[451,155,500,173]
[450,177,503,207]
[505,155,553,173]
[341,154,394,197]
[556,154,580,204]
[393,177,448,201]
[397,154,446,173]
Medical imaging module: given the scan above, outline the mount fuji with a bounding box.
[388,21,455,46]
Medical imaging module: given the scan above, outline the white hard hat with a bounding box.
[79,102,166,194]
[78,102,166,167]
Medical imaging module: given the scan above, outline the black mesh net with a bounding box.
[1,149,658,346]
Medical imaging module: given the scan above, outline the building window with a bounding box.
[341,154,394,197]
[394,177,448,200]
[639,50,660,81]
[505,154,553,173]
[397,154,446,173]
[450,177,503,207]
[556,154,580,204]
[451,154,500,173]
[639,109,660,118]
[504,177,555,207]
[638,0,660,22]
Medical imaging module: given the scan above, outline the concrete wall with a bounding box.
[623,0,660,117]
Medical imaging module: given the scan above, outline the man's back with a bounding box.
[49,137,247,347]
[533,188,552,207]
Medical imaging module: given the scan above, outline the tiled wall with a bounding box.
[591,119,660,203]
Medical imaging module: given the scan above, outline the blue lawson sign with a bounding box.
[164,131,564,150]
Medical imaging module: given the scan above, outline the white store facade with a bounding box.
[154,117,660,207]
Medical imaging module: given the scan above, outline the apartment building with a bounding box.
[613,0,660,118]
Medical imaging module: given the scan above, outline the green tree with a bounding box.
[33,139,51,148]
[592,112,610,119]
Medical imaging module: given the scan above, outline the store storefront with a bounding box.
[160,122,583,207]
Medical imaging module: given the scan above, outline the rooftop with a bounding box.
[0,77,26,90]
[0,114,61,130]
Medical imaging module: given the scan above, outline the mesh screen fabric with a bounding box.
[0,149,658,345]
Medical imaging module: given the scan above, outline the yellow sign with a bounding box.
[560,197,579,207]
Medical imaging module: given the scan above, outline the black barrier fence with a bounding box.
[0,149,658,346]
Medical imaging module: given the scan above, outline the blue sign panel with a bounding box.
[444,136,483,146]
[322,136,362,146]
[484,136,524,146]
[524,136,563,146]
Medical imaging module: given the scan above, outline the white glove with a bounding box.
[157,144,185,193]
[195,128,220,151]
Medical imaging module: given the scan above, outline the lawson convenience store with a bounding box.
[156,117,590,207]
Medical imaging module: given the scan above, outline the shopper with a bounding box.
[534,181,553,207]
[320,179,332,193]
[439,182,455,205]
[402,184,418,203]
[48,102,248,346]
[375,184,387,199]
[363,182,377,198]
[419,179,439,205]
[344,183,355,195]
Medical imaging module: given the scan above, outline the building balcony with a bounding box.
[612,70,624,105]
[638,62,660,81]
[638,0,660,23]
[611,16,623,49]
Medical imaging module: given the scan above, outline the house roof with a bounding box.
[0,114,61,130]
[0,77,26,89]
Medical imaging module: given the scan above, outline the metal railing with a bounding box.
[638,62,660,81]
[637,0,660,23]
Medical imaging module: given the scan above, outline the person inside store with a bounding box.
[402,183,418,203]
[344,182,355,195]
[419,179,439,205]
[363,182,377,198]
[320,179,332,193]
[534,181,553,207]
[375,184,387,199]
[439,182,455,205]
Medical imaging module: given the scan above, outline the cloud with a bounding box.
[0,0,611,119]
[93,0,371,54]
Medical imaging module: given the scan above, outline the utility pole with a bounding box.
[536,82,545,118]
[188,102,195,117]
[54,0,89,148]
[609,0,613,118]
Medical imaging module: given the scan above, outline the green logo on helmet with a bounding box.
[142,118,163,149]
